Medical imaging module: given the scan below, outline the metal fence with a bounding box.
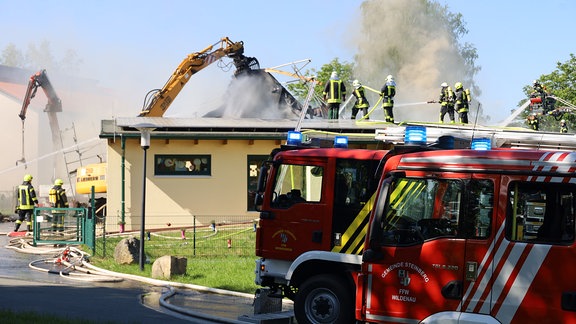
[95,214,258,259]
[32,207,95,250]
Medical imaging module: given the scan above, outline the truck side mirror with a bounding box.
[254,193,263,211]
[362,247,384,262]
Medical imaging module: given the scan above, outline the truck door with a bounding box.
[485,178,576,323]
[360,175,496,322]
[257,161,329,261]
[331,158,382,255]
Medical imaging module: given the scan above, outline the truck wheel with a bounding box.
[294,274,354,324]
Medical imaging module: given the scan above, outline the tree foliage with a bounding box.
[520,53,576,132]
[286,58,354,108]
[0,40,82,74]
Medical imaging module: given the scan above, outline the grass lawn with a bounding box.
[90,225,260,294]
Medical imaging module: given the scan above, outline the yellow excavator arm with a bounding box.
[138,37,249,117]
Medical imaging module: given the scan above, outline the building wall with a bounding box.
[0,94,40,194]
[106,136,278,231]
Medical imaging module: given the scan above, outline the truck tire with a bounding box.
[294,274,354,324]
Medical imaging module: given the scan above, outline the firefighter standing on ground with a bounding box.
[438,82,455,123]
[454,82,469,124]
[560,119,569,133]
[351,79,370,120]
[15,174,38,232]
[380,75,396,123]
[323,71,346,120]
[49,178,69,232]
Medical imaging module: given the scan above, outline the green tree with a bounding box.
[286,58,354,109]
[1,40,82,74]
[520,53,576,132]
[1,43,25,67]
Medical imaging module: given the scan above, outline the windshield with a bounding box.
[372,176,494,246]
[271,164,323,208]
[377,177,462,245]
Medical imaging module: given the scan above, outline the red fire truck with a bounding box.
[253,139,390,316]
[357,148,576,323]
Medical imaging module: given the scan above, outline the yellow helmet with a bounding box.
[23,174,33,181]
[54,178,64,186]
[455,82,463,90]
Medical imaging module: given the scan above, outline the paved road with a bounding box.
[0,221,261,323]
[0,221,197,323]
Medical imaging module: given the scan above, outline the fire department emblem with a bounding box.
[280,232,288,244]
[398,269,411,286]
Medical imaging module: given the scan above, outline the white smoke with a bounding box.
[354,0,469,122]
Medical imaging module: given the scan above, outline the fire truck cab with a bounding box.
[358,148,576,323]
[254,137,387,321]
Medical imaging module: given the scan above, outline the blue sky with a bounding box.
[1,0,575,124]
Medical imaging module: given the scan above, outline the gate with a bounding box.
[32,206,96,252]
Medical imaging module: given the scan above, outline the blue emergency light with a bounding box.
[471,137,491,150]
[404,126,427,145]
[286,131,303,146]
[334,136,348,148]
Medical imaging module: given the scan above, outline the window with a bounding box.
[333,158,382,235]
[154,155,211,176]
[374,177,494,246]
[506,182,575,244]
[334,158,380,208]
[462,179,493,239]
[247,155,268,211]
[270,164,323,208]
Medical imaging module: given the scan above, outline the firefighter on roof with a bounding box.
[531,80,547,98]
[439,82,455,123]
[323,71,346,120]
[15,174,38,232]
[380,75,396,123]
[454,82,469,124]
[527,113,540,131]
[351,80,370,120]
[560,119,569,133]
[49,178,69,232]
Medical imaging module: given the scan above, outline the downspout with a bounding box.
[121,135,126,226]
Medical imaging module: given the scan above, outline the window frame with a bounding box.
[154,154,211,177]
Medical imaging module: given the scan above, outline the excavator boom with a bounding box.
[17,70,63,170]
[19,70,62,120]
[138,37,257,117]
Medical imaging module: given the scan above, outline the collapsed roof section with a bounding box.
[203,69,304,120]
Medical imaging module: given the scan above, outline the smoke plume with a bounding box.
[354,0,468,122]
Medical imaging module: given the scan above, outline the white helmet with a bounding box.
[352,79,361,88]
[441,82,448,87]
[561,119,566,123]
[386,75,394,81]
[330,71,338,80]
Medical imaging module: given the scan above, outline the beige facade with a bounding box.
[101,117,384,233]
[106,136,280,231]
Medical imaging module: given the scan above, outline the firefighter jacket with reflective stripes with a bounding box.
[455,88,469,113]
[49,185,69,208]
[353,86,370,109]
[18,182,38,210]
[439,86,454,107]
[380,81,396,108]
[323,79,346,104]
